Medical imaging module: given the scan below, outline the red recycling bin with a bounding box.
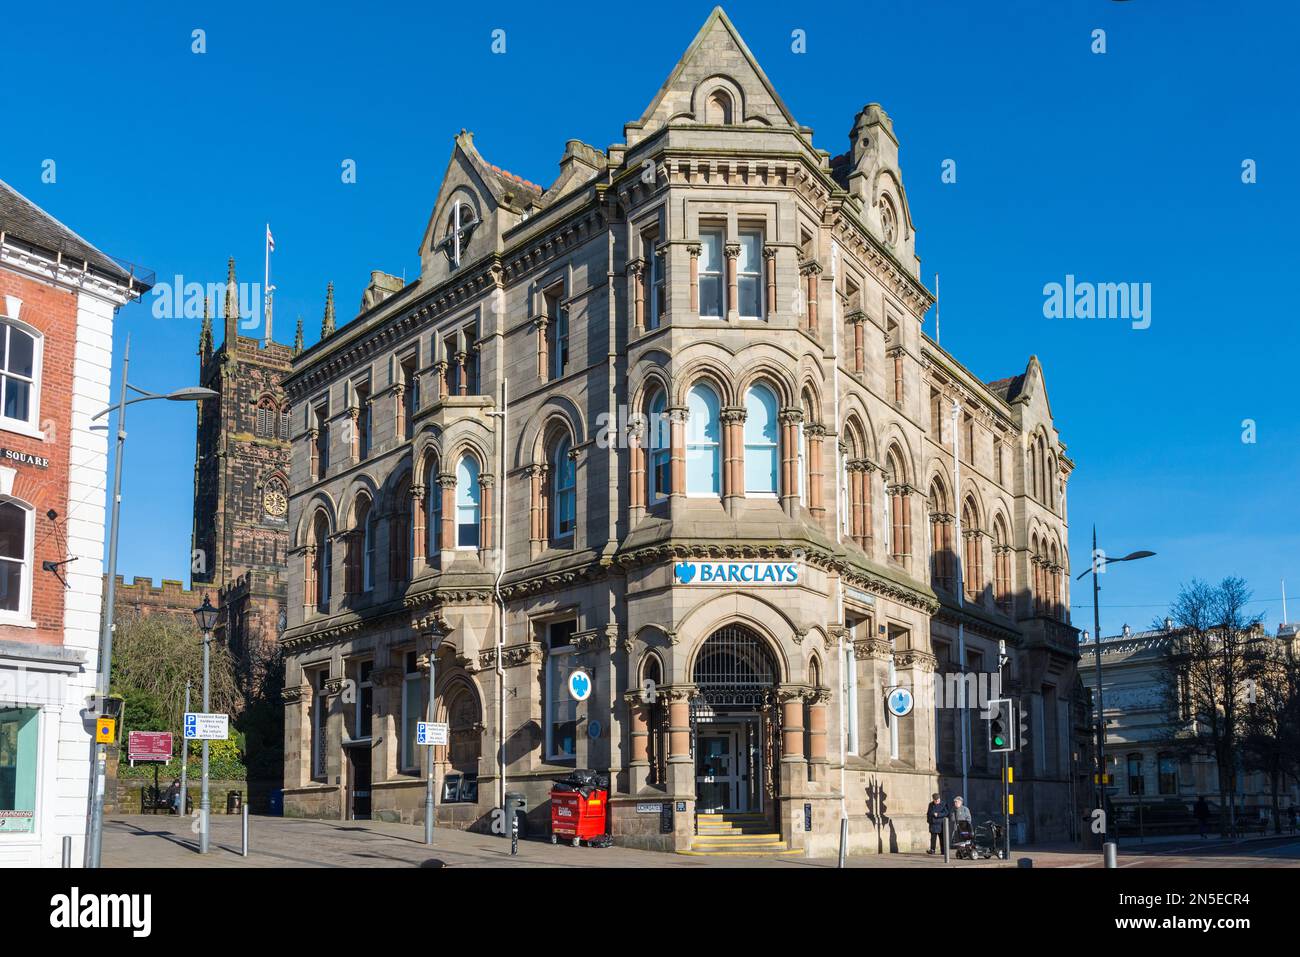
[549,788,608,846]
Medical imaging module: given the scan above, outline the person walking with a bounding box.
[166,778,182,816]
[1193,796,1211,839]
[926,793,949,855]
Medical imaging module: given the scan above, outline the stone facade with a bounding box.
[280,8,1081,854]
[191,265,293,684]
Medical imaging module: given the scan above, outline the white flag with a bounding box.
[266,224,275,252]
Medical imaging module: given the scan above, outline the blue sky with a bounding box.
[3,0,1296,636]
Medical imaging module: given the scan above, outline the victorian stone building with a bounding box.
[280,8,1080,854]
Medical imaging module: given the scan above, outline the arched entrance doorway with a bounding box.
[691,625,781,815]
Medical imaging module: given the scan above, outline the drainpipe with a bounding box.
[830,241,848,854]
[952,399,969,802]
[490,377,509,810]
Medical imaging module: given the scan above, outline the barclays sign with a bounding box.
[673,561,800,586]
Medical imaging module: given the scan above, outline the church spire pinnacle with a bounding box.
[223,257,239,347]
[293,315,304,356]
[199,294,213,361]
[321,282,336,339]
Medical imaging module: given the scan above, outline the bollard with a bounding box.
[943,817,951,863]
[510,809,519,856]
[242,804,249,858]
[62,836,72,868]
[1103,841,1118,868]
[838,817,847,869]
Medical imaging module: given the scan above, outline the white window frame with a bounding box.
[455,456,481,549]
[353,660,373,741]
[310,668,329,779]
[544,621,578,761]
[737,229,764,320]
[551,437,576,540]
[400,652,422,772]
[698,229,725,318]
[0,496,35,625]
[647,392,671,506]
[0,318,43,439]
[742,385,779,496]
[844,641,859,755]
[362,509,376,592]
[685,384,721,497]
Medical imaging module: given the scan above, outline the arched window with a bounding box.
[743,384,778,495]
[685,383,721,496]
[647,390,671,504]
[0,497,34,619]
[704,88,733,125]
[962,496,983,601]
[993,515,1012,612]
[389,478,412,583]
[1049,542,1061,619]
[348,495,374,595]
[886,446,909,561]
[423,456,441,560]
[1047,452,1057,509]
[0,319,41,431]
[928,479,953,591]
[310,511,331,613]
[456,455,481,548]
[256,395,277,437]
[362,500,376,592]
[550,435,576,540]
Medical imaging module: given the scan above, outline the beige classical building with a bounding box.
[279,8,1082,855]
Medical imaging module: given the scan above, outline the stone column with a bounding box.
[629,259,646,335]
[720,406,745,514]
[763,246,777,317]
[847,309,866,373]
[668,408,687,501]
[806,689,831,784]
[282,683,312,788]
[438,472,456,560]
[625,692,651,793]
[533,316,549,381]
[724,241,741,321]
[806,424,826,523]
[454,351,468,396]
[687,244,701,314]
[323,673,347,818]
[410,484,426,575]
[347,407,360,461]
[627,418,646,524]
[801,262,822,334]
[778,408,802,516]
[527,464,546,558]
[478,474,495,563]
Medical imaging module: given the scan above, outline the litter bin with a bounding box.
[505,792,527,839]
[549,771,609,847]
[269,789,284,816]
[226,790,243,815]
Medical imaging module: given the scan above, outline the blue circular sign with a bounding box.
[567,669,592,702]
[886,686,914,718]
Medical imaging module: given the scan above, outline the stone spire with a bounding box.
[222,257,239,348]
[293,315,304,356]
[199,294,213,362]
[320,282,336,339]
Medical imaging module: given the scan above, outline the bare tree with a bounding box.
[110,613,239,732]
[1241,635,1300,833]
[1159,577,1267,836]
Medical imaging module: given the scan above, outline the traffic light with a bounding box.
[1018,696,1031,751]
[987,698,1016,753]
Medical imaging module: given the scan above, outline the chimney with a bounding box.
[1122,624,1131,638]
[1164,617,1174,631]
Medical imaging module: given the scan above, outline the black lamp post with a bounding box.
[192,594,220,853]
[1076,527,1155,840]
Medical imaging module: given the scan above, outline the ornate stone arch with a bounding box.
[294,491,338,547]
[514,394,588,470]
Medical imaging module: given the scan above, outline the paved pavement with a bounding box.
[102,815,1300,868]
[102,815,1006,868]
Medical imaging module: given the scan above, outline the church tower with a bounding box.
[191,257,294,675]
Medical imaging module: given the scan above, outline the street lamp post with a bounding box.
[193,595,220,854]
[1077,527,1155,840]
[82,333,217,868]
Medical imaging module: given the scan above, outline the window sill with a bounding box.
[0,615,36,629]
[0,421,44,441]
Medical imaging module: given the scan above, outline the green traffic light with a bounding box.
[994,735,1006,746]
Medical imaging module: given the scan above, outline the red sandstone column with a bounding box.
[763,247,777,316]
[527,465,544,558]
[439,474,455,554]
[688,244,701,314]
[725,242,740,321]
[478,475,494,562]
[630,261,645,335]
[411,486,426,575]
[669,409,687,498]
[807,426,825,521]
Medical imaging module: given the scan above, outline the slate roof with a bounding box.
[0,177,143,286]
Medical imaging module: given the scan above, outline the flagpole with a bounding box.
[263,224,272,348]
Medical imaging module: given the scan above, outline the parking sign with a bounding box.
[417,721,449,746]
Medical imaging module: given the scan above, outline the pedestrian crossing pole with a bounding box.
[1003,757,1012,859]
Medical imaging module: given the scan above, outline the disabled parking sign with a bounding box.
[567,669,592,702]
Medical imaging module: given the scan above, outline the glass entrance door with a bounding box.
[695,728,745,812]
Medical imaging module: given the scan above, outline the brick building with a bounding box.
[280,8,1081,854]
[0,178,148,865]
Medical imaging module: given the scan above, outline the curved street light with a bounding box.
[1077,528,1155,846]
[84,334,216,868]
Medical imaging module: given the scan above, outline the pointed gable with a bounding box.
[623,7,803,148]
